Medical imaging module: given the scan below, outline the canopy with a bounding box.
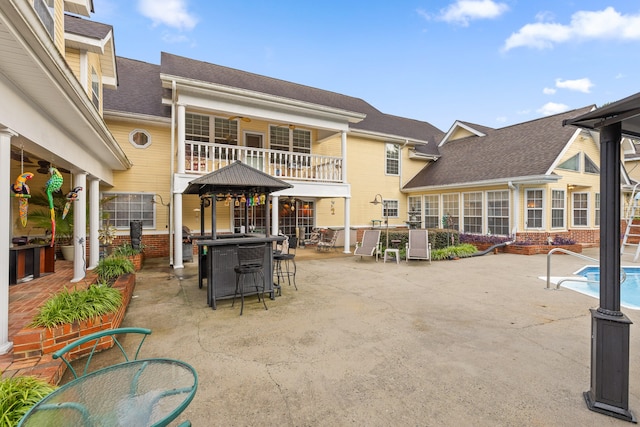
[563,92,640,138]
[183,161,292,195]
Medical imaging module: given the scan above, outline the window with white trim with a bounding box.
[584,154,600,174]
[185,113,210,142]
[463,192,482,233]
[385,143,399,175]
[442,193,459,229]
[383,199,399,218]
[214,117,238,145]
[101,193,155,229]
[424,195,439,228]
[557,153,579,171]
[572,192,588,226]
[525,189,543,229]
[551,190,565,228]
[408,196,422,226]
[269,126,311,153]
[595,193,600,226]
[129,129,151,149]
[91,67,100,110]
[487,190,509,235]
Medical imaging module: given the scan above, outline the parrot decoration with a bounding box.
[11,172,34,227]
[62,186,83,219]
[45,167,64,247]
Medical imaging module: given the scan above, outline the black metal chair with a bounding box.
[233,243,268,315]
[273,236,298,292]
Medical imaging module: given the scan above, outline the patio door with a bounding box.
[244,132,264,170]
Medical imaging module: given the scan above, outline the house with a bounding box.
[404,109,610,245]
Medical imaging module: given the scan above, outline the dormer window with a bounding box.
[91,67,100,110]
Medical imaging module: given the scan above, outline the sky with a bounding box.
[91,0,640,132]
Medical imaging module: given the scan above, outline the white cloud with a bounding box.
[503,7,640,51]
[137,0,198,31]
[495,116,507,123]
[537,102,569,116]
[543,87,556,95]
[436,0,509,26]
[555,78,593,93]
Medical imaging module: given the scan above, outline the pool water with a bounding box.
[560,266,640,310]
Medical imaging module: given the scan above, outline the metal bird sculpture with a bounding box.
[45,167,64,247]
[11,172,34,227]
[62,186,83,219]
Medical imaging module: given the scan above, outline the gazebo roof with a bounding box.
[183,161,292,195]
[563,92,640,138]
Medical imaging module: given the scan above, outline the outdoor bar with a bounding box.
[183,161,291,310]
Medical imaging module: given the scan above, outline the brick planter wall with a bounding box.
[503,244,583,255]
[12,273,136,366]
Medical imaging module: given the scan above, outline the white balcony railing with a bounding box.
[184,142,343,183]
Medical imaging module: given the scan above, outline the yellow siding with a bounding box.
[54,0,64,53]
[448,127,476,141]
[65,48,81,83]
[107,121,171,231]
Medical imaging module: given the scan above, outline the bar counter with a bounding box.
[196,234,285,309]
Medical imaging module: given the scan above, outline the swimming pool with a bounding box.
[559,266,640,310]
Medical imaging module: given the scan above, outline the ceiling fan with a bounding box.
[10,149,34,164]
[229,116,251,123]
[36,160,70,174]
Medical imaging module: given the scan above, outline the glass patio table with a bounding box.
[19,358,198,427]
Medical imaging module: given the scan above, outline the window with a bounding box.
[487,190,509,235]
[557,153,579,171]
[442,193,459,229]
[408,196,422,226]
[101,193,155,229]
[91,67,100,110]
[234,202,267,233]
[525,189,543,228]
[186,113,210,142]
[129,129,151,149]
[595,193,600,226]
[34,0,54,39]
[385,143,399,175]
[424,195,440,228]
[551,190,565,228]
[573,193,588,226]
[214,117,238,145]
[584,154,600,174]
[269,126,311,153]
[463,192,482,234]
[383,200,399,218]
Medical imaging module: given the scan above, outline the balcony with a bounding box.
[184,142,343,183]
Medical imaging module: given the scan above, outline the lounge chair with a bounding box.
[354,230,381,261]
[406,229,431,263]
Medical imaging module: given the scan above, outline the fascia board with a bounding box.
[402,175,560,193]
[348,128,430,145]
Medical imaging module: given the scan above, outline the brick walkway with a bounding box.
[1,260,97,383]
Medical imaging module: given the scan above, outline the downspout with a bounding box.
[169,80,176,266]
[508,181,519,237]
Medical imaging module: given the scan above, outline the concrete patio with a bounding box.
[104,247,639,426]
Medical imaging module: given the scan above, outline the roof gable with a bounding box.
[404,106,595,190]
[439,121,491,146]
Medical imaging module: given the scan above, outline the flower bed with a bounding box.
[11,273,136,368]
[503,244,582,255]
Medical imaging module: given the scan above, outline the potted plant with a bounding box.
[94,255,135,286]
[22,192,75,260]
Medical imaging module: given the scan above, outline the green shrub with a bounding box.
[431,244,478,261]
[111,242,144,257]
[0,376,57,426]
[30,284,123,328]
[94,256,135,285]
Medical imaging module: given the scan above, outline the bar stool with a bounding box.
[273,236,298,292]
[233,243,268,315]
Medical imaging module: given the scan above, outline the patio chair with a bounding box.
[406,229,431,263]
[354,230,381,261]
[53,327,152,379]
[317,229,338,252]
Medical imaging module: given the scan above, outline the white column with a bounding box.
[271,195,279,235]
[1,128,17,354]
[71,173,87,282]
[343,197,351,253]
[88,178,100,269]
[341,131,347,183]
[173,193,184,269]
[177,103,186,174]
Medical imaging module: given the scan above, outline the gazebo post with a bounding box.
[583,122,635,422]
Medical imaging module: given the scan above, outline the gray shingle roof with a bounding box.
[403,106,595,189]
[160,52,443,143]
[103,57,169,118]
[64,14,111,39]
[183,161,293,195]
